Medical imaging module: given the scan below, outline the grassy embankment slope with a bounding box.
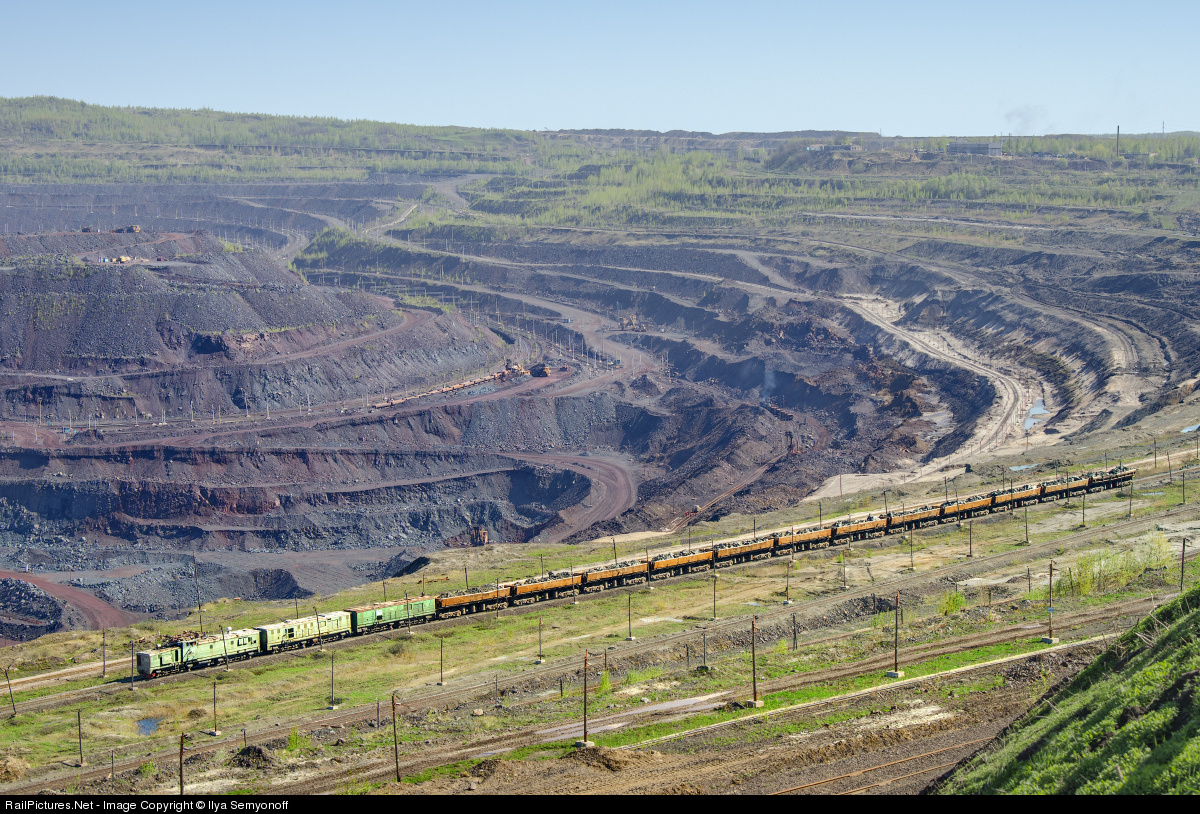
[942,581,1200,793]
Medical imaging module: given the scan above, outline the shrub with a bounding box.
[938,590,966,616]
[285,728,311,752]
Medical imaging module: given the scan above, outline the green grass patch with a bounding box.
[402,758,479,785]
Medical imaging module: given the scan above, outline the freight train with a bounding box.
[136,466,1134,678]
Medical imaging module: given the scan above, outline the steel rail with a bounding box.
[769,738,992,794]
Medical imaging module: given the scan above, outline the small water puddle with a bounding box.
[1009,463,1037,472]
[136,717,161,736]
[1182,423,1200,434]
[1023,398,1051,431]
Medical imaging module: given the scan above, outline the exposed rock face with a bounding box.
[0,577,66,640]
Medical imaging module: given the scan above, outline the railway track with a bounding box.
[240,606,1136,796]
[769,738,992,795]
[7,472,1194,719]
[1,595,1142,795]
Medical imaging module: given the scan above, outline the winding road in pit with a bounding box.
[0,569,137,629]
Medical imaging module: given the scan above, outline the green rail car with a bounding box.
[346,596,436,634]
[137,628,261,677]
[257,611,352,652]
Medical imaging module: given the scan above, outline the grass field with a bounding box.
[940,582,1200,793]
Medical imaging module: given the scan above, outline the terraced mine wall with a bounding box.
[297,235,979,523]
[0,445,584,549]
[0,182,429,249]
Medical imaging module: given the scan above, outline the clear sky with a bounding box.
[2,0,1195,136]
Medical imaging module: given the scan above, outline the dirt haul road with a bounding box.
[505,452,637,543]
[0,570,136,631]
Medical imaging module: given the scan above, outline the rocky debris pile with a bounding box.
[0,239,412,378]
[0,757,30,783]
[629,374,661,398]
[88,562,313,615]
[561,745,662,772]
[0,577,65,640]
[228,746,277,770]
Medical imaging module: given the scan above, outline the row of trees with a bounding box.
[461,150,1165,229]
[0,96,538,152]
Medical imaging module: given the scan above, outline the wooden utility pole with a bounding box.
[178,733,184,795]
[626,594,634,641]
[392,696,400,782]
[1180,535,1190,593]
[750,617,759,704]
[892,591,901,676]
[582,651,590,745]
[3,667,14,716]
[102,630,106,677]
[1048,561,1055,640]
[130,643,135,691]
[77,709,84,766]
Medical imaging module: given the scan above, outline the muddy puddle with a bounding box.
[136,717,161,736]
[1024,398,1050,431]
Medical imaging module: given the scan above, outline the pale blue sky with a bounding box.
[2,0,1195,136]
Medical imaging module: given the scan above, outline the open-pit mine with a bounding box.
[0,123,1196,651]
[1,99,1200,797]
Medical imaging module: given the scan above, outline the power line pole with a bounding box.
[1182,538,1189,593]
[748,616,761,707]
[578,651,592,747]
[392,696,401,781]
[4,668,15,716]
[888,591,903,678]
